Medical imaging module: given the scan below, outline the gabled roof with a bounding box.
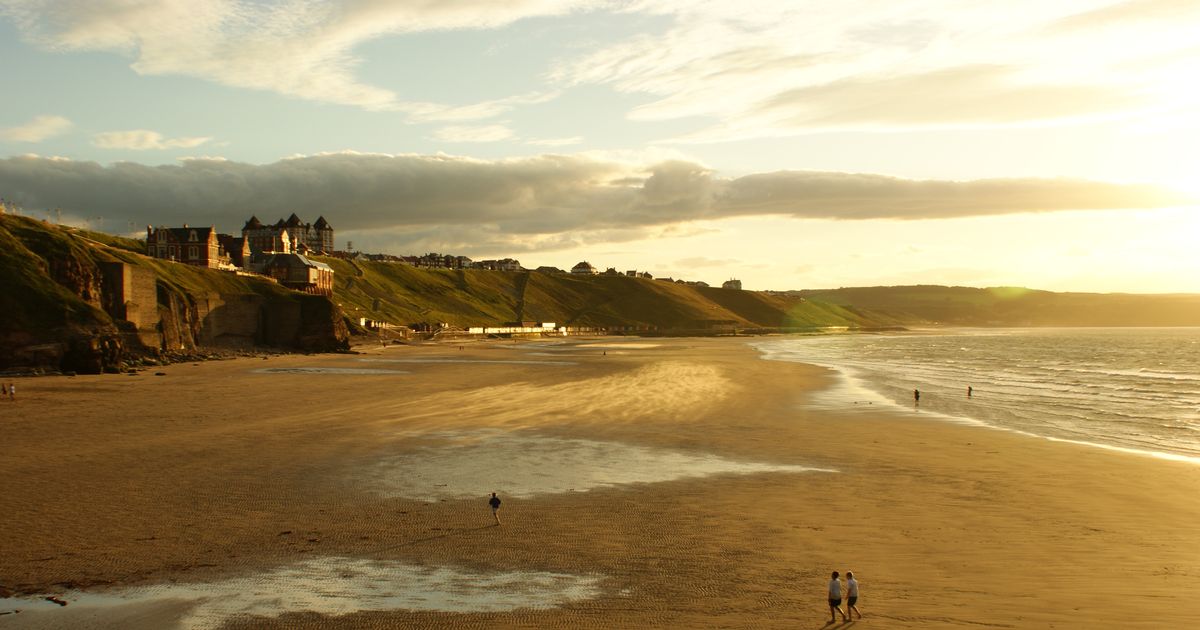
[243,215,263,230]
[264,253,334,273]
[153,226,214,241]
[285,213,304,227]
[272,218,287,228]
[313,215,331,229]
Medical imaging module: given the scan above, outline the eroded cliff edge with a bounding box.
[1,215,349,374]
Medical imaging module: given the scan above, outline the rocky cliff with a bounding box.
[0,215,349,374]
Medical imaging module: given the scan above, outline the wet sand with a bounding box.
[1,338,1199,628]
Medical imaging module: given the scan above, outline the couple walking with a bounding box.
[827,571,861,623]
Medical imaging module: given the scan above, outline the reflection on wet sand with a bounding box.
[2,558,602,630]
[366,430,836,500]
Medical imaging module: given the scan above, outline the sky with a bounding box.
[0,0,1197,293]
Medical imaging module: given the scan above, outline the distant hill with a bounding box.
[795,285,1200,327]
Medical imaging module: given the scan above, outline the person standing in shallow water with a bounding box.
[488,492,501,525]
[828,571,847,623]
[845,571,862,620]
[913,388,920,404]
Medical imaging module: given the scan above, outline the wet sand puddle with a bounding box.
[367,430,835,500]
[0,558,601,629]
[251,367,410,375]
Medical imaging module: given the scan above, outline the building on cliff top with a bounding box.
[242,214,334,262]
[146,225,232,269]
[722,279,743,290]
[259,253,335,296]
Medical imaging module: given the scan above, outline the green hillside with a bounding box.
[316,256,888,332]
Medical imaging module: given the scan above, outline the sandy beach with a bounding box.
[2,337,1199,629]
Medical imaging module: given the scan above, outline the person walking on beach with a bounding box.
[967,385,973,398]
[828,571,847,623]
[913,388,920,404]
[488,492,502,525]
[845,571,862,620]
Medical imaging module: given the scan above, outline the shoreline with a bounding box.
[2,337,1199,628]
[753,331,1200,466]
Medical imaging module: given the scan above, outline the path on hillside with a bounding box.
[512,271,530,323]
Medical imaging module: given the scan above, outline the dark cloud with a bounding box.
[0,152,1189,255]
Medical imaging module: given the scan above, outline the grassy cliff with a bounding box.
[1,215,348,373]
[316,257,891,332]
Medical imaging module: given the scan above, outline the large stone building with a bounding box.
[242,213,334,262]
[146,225,227,269]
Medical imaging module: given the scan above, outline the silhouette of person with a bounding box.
[828,571,848,623]
[846,571,862,620]
[488,492,502,525]
[913,388,920,404]
[967,386,973,397]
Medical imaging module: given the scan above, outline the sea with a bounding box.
[754,328,1200,464]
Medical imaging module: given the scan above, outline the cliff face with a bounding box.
[0,215,349,373]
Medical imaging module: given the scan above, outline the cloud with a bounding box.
[527,136,584,147]
[676,65,1141,142]
[554,1,1200,140]
[92,130,213,150]
[0,115,73,142]
[1049,0,1200,32]
[431,125,515,143]
[675,256,740,268]
[0,0,586,120]
[5,1,1194,142]
[0,152,1189,255]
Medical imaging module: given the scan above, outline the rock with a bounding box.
[155,372,167,376]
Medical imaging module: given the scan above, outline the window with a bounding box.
[189,246,198,259]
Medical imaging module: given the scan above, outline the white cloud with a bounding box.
[675,256,740,268]
[3,1,1196,141]
[0,115,73,142]
[92,130,212,150]
[527,136,584,147]
[431,125,516,143]
[0,0,588,121]
[555,0,1200,139]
